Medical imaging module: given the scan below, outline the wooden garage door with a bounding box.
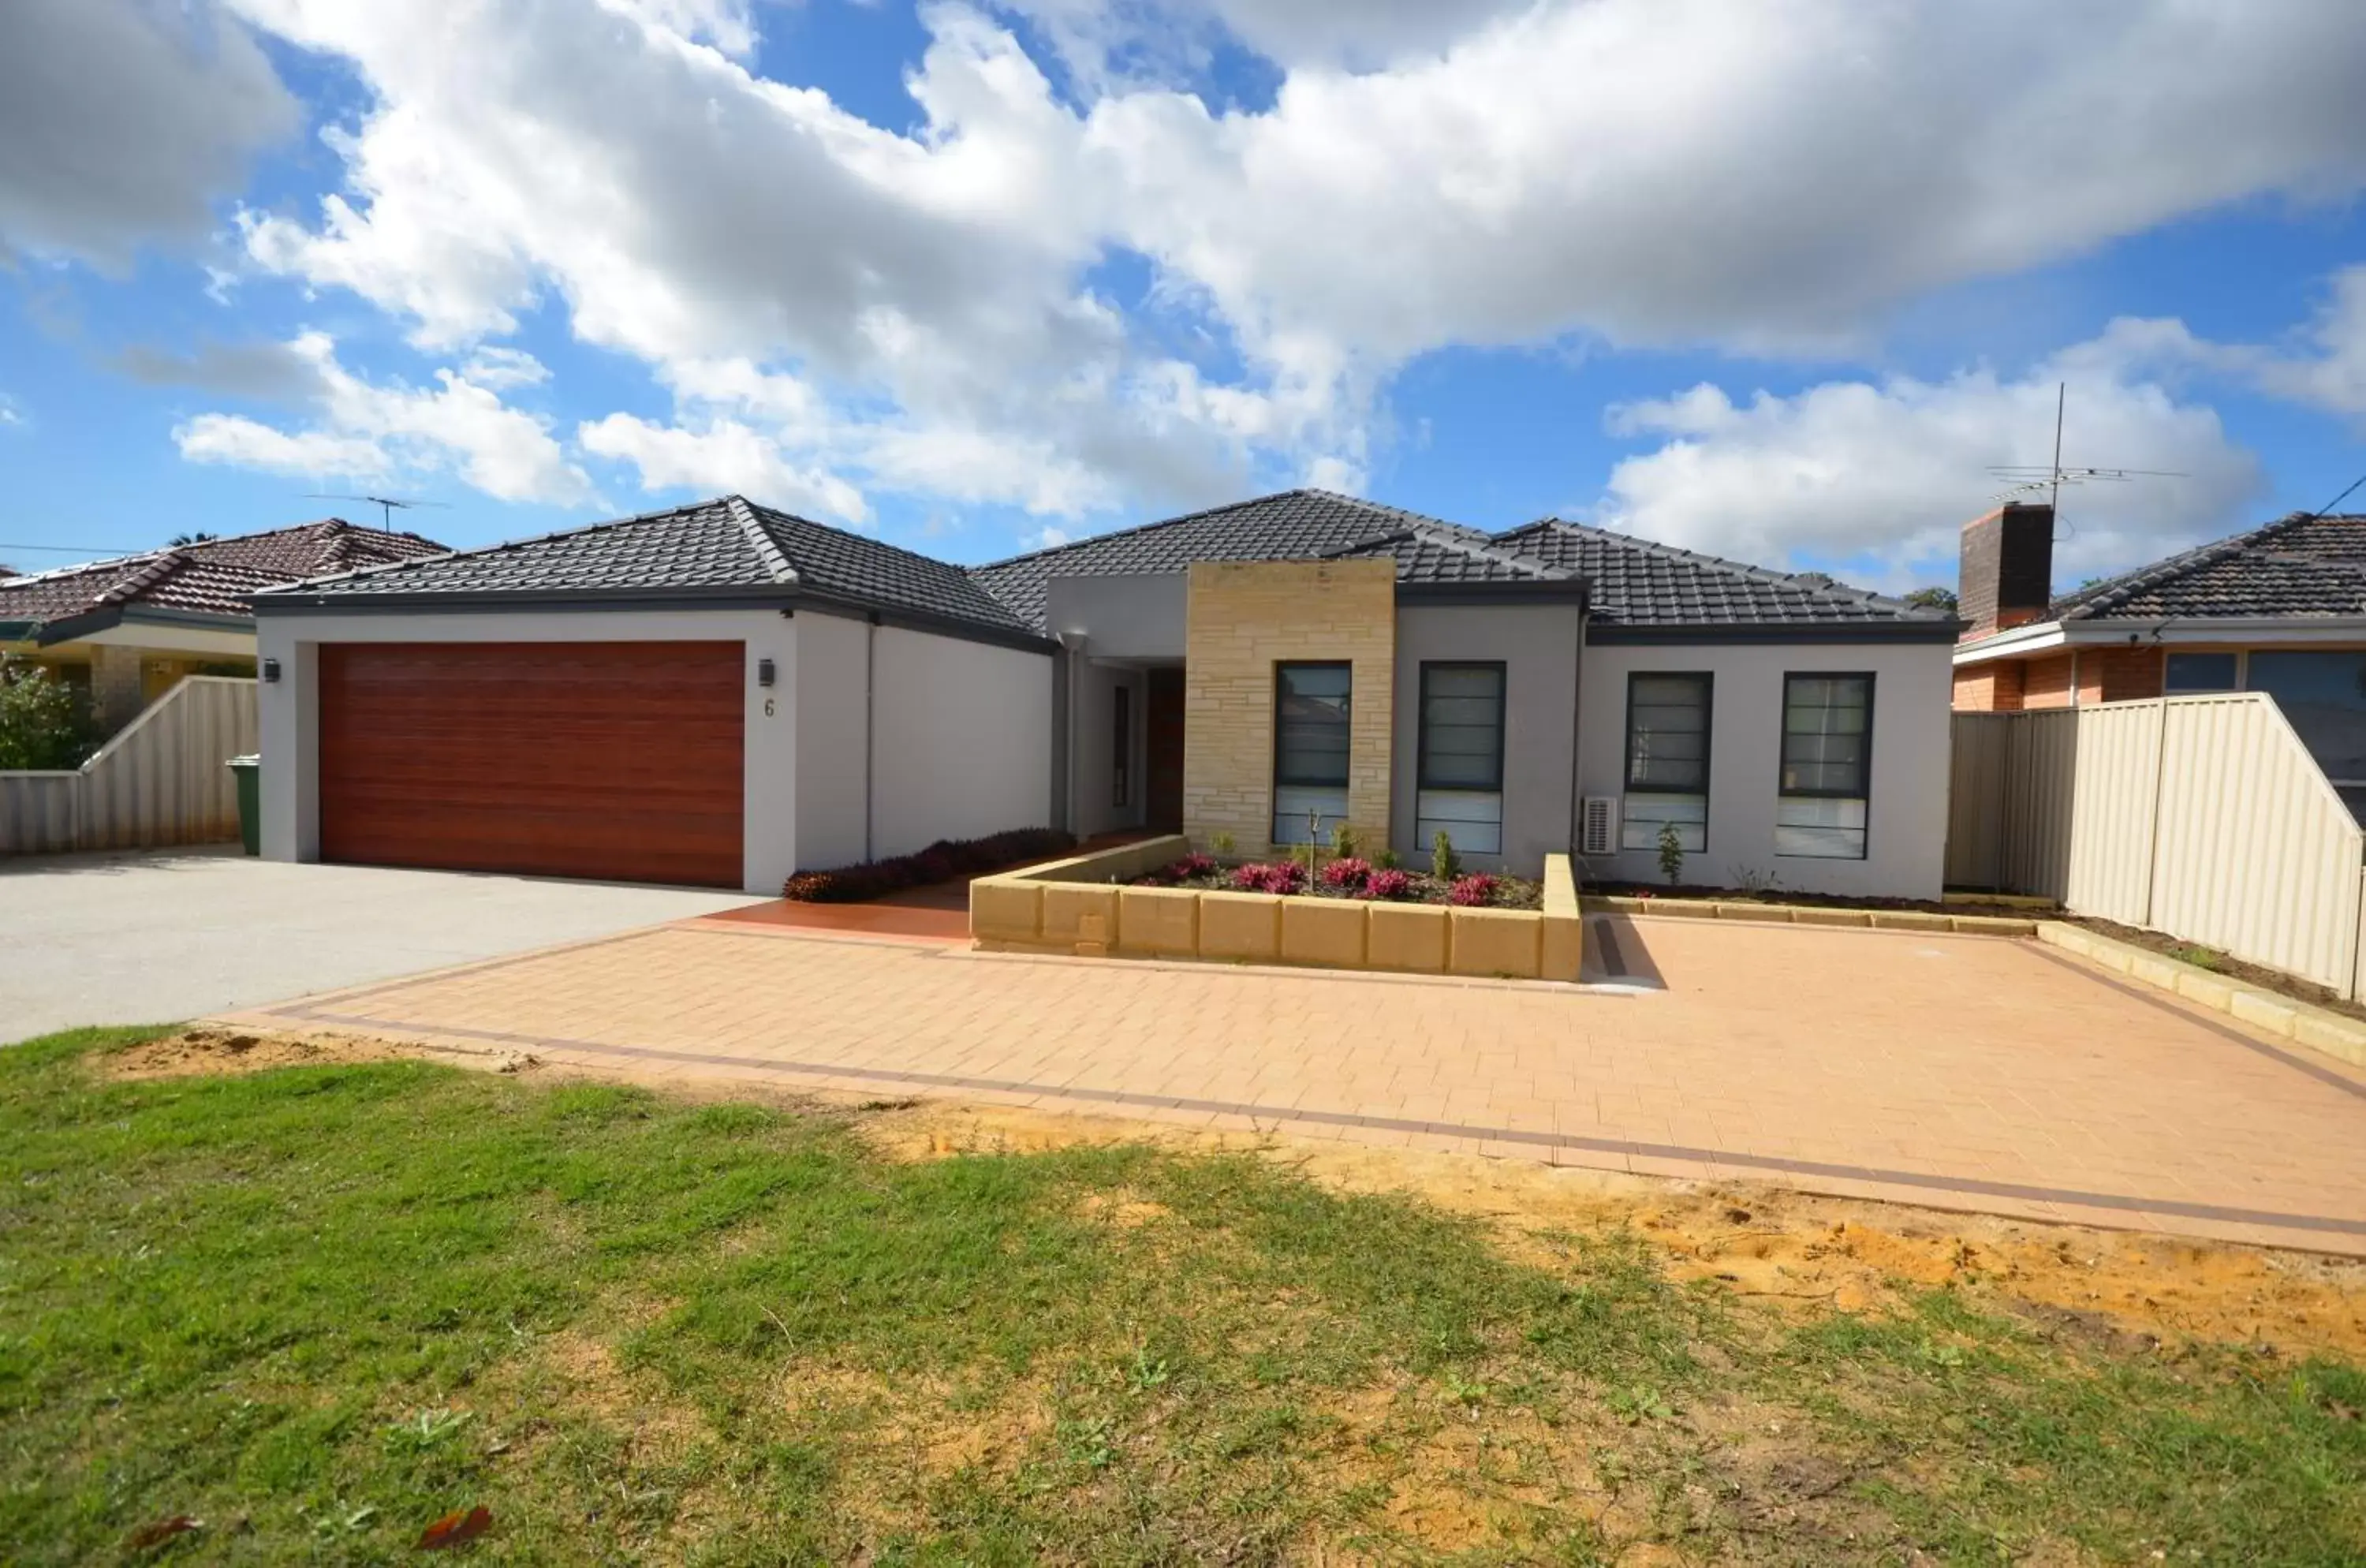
[320,641,745,887]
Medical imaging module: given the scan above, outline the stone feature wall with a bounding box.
[1181,559,1396,856]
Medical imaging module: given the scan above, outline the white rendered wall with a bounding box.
[791,610,871,872]
[1577,640,1952,899]
[254,608,797,894]
[871,623,1054,857]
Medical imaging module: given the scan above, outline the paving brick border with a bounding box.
[2036,922,2366,1072]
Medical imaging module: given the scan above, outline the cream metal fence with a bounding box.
[0,676,258,855]
[1946,693,2366,997]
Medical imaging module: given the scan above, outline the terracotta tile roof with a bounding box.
[0,519,447,637]
[2052,513,2366,621]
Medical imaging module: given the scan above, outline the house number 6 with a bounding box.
[763,697,777,718]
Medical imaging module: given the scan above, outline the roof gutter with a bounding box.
[32,604,257,648]
[1954,612,2366,665]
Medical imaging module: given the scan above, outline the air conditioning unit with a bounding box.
[1579,796,1620,858]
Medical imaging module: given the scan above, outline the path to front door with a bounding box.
[211,915,2366,1256]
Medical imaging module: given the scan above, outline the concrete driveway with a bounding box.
[4,846,758,1040]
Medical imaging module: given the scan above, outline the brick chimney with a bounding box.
[1957,502,2054,640]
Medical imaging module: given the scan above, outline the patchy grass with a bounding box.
[2,1028,2361,1564]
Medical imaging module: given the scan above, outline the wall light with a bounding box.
[260,658,282,683]
[756,657,777,688]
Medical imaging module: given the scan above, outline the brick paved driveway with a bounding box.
[215,914,2366,1256]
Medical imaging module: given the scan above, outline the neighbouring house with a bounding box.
[0,519,446,734]
[1950,503,2366,802]
[252,490,1957,896]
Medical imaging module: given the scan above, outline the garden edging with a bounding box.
[2036,921,2366,1070]
[1581,894,2037,937]
[970,835,1584,981]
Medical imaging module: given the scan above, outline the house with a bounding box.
[252,490,1957,896]
[1950,503,2366,798]
[0,519,446,733]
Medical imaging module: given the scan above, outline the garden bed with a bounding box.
[970,835,1582,980]
[2068,916,2366,1026]
[1134,851,1543,910]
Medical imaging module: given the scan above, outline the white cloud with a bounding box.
[0,395,24,427]
[174,332,595,505]
[1019,523,1071,550]
[1599,338,2267,589]
[0,0,297,268]
[577,413,868,525]
[211,0,2366,527]
[460,346,550,390]
[174,416,391,479]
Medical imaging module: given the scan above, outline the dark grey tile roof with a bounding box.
[263,495,1036,640]
[2051,513,2366,621]
[1492,520,1939,627]
[1323,524,1576,585]
[968,489,1495,630]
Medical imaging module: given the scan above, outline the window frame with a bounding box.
[1776,671,1875,801]
[1416,660,1507,793]
[2165,650,2241,695]
[1271,660,1353,790]
[1623,670,1714,795]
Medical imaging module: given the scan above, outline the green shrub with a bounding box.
[0,659,97,771]
[1656,821,1685,886]
[1431,829,1459,883]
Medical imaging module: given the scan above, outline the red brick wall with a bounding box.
[2088,645,2163,704]
[1953,663,2025,711]
[2021,652,2077,709]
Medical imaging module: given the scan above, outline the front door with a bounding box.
[1145,666,1185,831]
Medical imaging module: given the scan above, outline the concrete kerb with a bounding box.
[969,835,1585,982]
[2035,921,2366,1070]
[1580,893,2036,938]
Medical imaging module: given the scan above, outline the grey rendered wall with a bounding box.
[1389,603,1582,875]
[1577,639,1952,899]
[1043,573,1187,659]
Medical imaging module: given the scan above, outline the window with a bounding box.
[1416,662,1505,855]
[1776,673,1872,859]
[2165,651,2238,693]
[1273,662,1351,844]
[2247,651,2366,784]
[1621,673,1711,852]
[1112,683,1133,807]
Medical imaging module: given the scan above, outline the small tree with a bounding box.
[1431,829,1459,883]
[0,659,97,771]
[1330,821,1360,861]
[1655,821,1685,887]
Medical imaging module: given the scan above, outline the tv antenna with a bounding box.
[304,493,453,529]
[1986,383,2183,524]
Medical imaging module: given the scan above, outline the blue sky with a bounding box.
[2,0,2363,594]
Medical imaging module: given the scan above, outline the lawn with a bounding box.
[2,1028,2360,1565]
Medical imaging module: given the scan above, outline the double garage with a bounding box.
[317,640,746,887]
[258,607,1056,894]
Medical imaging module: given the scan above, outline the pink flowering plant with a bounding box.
[1140,841,1539,908]
[1320,857,1371,890]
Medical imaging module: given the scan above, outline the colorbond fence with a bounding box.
[1947,693,2366,998]
[0,676,257,855]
